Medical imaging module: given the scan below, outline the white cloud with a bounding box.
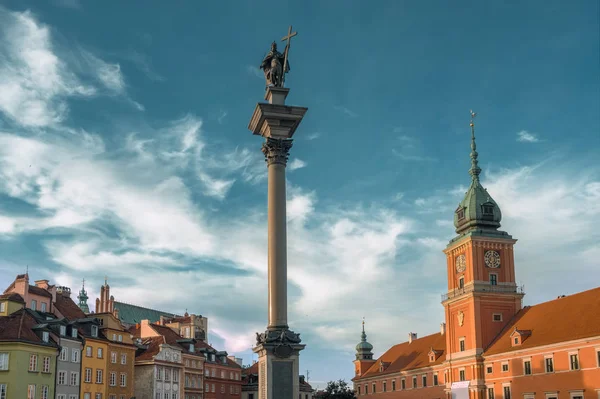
[517,130,540,142]
[288,158,306,171]
[0,8,95,127]
[333,105,358,118]
[245,65,263,79]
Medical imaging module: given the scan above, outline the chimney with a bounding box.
[159,315,165,325]
[408,332,417,343]
[440,322,446,335]
[35,280,50,290]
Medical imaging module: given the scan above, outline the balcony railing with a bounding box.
[441,284,525,301]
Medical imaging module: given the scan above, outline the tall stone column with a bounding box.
[248,86,307,399]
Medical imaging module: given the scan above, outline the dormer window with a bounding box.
[482,204,494,215]
[71,328,77,338]
[60,326,66,336]
[189,344,194,353]
[456,207,465,220]
[91,325,98,337]
[42,331,49,343]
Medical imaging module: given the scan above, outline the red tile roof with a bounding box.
[53,294,86,320]
[359,332,446,379]
[0,309,50,344]
[28,285,52,298]
[485,286,600,356]
[135,336,165,361]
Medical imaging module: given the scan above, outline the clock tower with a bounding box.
[442,112,524,389]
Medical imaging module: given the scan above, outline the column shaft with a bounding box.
[267,160,288,328]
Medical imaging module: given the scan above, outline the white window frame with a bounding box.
[544,355,554,373]
[86,346,92,357]
[71,328,78,338]
[97,348,103,359]
[41,302,47,312]
[69,395,78,399]
[29,354,38,371]
[569,351,580,370]
[91,325,98,337]
[70,371,79,386]
[569,391,584,399]
[57,395,67,399]
[0,302,5,312]
[60,347,68,361]
[96,369,103,383]
[42,331,49,342]
[459,337,466,352]
[459,368,466,381]
[72,349,80,363]
[120,372,127,387]
[0,353,9,370]
[111,352,117,363]
[27,384,36,399]
[545,393,558,399]
[121,353,127,364]
[502,384,511,399]
[85,368,92,383]
[31,300,37,311]
[492,313,503,322]
[41,385,49,399]
[60,326,67,336]
[58,370,67,385]
[501,361,509,372]
[118,334,122,342]
[84,394,91,399]
[523,358,532,375]
[0,384,6,399]
[110,372,116,386]
[43,356,50,373]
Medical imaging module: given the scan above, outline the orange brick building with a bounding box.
[352,118,600,398]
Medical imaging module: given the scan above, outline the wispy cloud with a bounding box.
[123,50,164,81]
[217,110,228,124]
[306,132,321,141]
[288,158,307,171]
[245,65,263,79]
[391,135,436,162]
[0,8,95,127]
[517,130,540,143]
[333,105,358,118]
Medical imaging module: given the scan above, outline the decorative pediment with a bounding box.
[510,327,531,346]
[428,348,443,362]
[378,359,391,372]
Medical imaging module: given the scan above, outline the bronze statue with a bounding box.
[260,26,297,88]
[260,42,289,88]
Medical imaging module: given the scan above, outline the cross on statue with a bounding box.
[280,25,297,86]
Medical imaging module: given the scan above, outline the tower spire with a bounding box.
[78,277,90,314]
[355,317,373,360]
[469,110,481,183]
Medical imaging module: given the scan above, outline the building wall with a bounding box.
[183,353,204,399]
[155,364,182,399]
[204,361,242,399]
[107,343,136,399]
[0,342,57,399]
[133,364,154,399]
[56,337,83,399]
[0,298,23,316]
[81,338,109,399]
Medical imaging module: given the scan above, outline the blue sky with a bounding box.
[0,0,598,387]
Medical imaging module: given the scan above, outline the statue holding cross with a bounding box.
[260,26,297,88]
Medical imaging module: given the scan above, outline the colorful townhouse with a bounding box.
[0,306,59,399]
[76,317,110,399]
[93,280,137,399]
[351,118,600,398]
[3,273,53,313]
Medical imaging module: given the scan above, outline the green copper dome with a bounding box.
[454,115,503,235]
[355,320,374,360]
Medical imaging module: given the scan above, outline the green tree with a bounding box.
[316,380,356,399]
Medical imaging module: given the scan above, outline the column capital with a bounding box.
[262,137,293,166]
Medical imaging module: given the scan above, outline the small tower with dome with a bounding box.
[353,319,376,378]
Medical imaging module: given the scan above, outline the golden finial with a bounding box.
[470,110,477,127]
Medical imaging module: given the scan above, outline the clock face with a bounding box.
[484,250,501,268]
[455,254,466,273]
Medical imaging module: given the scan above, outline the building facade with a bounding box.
[0,308,59,399]
[352,119,600,398]
[77,318,110,399]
